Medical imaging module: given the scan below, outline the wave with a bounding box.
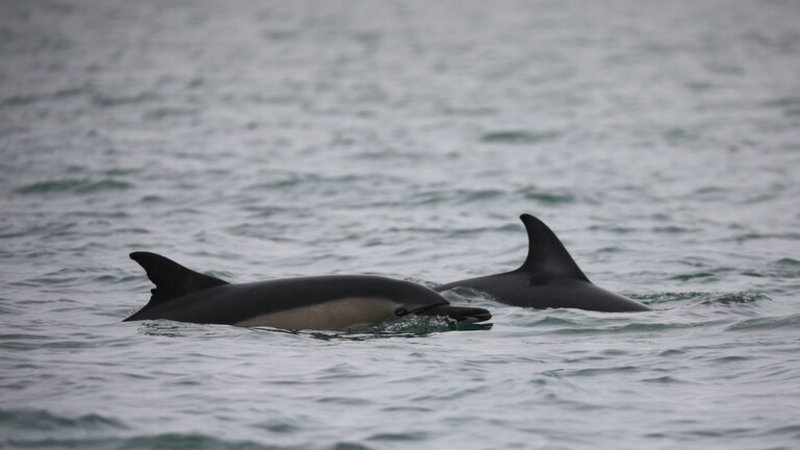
[3,429,281,450]
[637,291,772,307]
[480,130,561,144]
[515,185,576,205]
[727,313,800,331]
[0,86,89,107]
[15,178,132,195]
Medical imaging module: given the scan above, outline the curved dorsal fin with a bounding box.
[516,214,590,282]
[130,252,228,307]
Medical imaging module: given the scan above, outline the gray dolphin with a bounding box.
[125,252,491,330]
[435,214,651,312]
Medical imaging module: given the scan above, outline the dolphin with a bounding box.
[435,214,651,312]
[125,252,492,330]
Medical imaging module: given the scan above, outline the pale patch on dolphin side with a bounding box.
[235,297,399,330]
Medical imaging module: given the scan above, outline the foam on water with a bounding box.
[2,0,800,449]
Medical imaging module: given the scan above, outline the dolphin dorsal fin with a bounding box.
[130,252,228,307]
[516,214,590,282]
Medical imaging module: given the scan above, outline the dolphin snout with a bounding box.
[413,304,492,323]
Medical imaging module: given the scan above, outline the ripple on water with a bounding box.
[768,258,800,278]
[726,313,800,332]
[0,409,129,449]
[639,291,772,309]
[366,431,429,443]
[698,291,773,306]
[0,85,89,107]
[668,271,725,282]
[14,178,133,195]
[765,425,800,440]
[480,130,561,144]
[640,375,695,384]
[515,185,577,205]
[0,408,126,433]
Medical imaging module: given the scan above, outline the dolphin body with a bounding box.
[435,215,651,312]
[125,252,491,330]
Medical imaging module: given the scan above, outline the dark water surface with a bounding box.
[2,1,800,449]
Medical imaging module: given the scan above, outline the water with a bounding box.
[2,0,800,448]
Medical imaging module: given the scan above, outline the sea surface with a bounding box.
[2,0,800,449]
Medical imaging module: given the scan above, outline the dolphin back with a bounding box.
[435,215,652,312]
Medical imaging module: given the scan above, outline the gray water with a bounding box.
[2,0,800,448]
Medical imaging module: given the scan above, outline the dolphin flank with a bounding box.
[435,214,651,312]
[126,252,491,330]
